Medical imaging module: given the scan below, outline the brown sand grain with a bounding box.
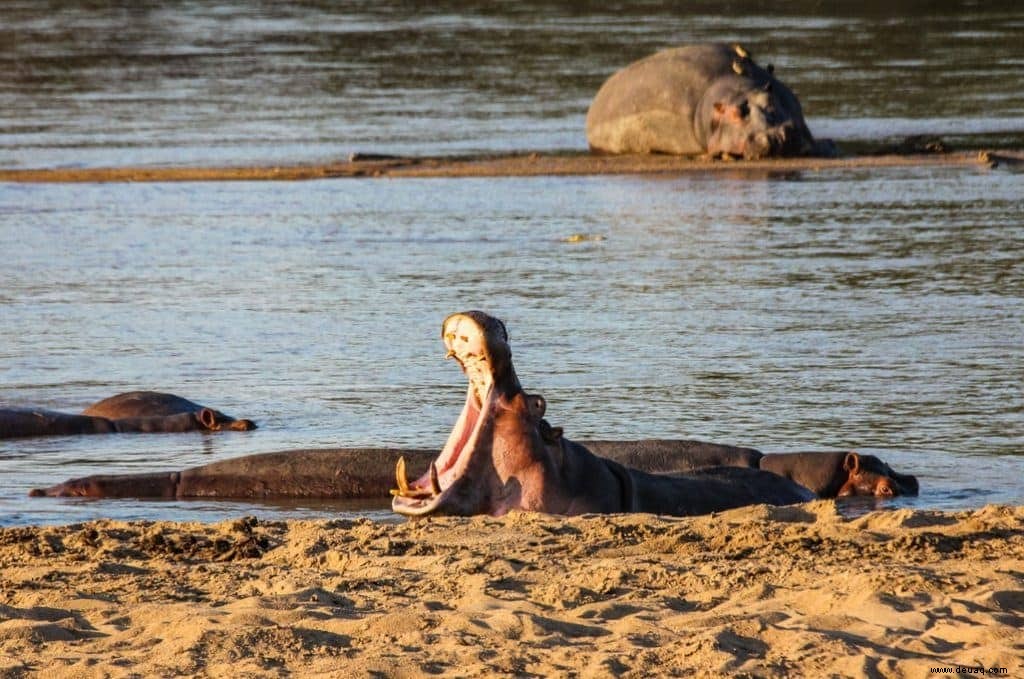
[1,503,1022,677]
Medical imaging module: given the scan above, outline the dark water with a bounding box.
[1,3,1022,526]
[1,1,1022,167]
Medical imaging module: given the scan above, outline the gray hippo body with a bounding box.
[586,43,823,159]
[759,451,919,497]
[1,409,117,438]
[391,311,813,518]
[1,391,255,439]
[28,441,767,500]
[28,410,917,504]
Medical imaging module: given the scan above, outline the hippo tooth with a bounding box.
[430,462,441,495]
[395,456,409,494]
[732,60,744,75]
[733,43,748,59]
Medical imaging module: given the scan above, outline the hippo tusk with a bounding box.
[393,456,410,495]
[390,456,437,498]
[732,43,748,59]
[732,60,744,75]
[430,462,441,495]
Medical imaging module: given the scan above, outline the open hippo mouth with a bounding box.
[391,311,513,517]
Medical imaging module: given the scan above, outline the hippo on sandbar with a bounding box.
[586,43,829,159]
[0,391,255,439]
[391,311,814,518]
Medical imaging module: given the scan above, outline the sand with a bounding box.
[0,149,1019,183]
[1,502,1022,678]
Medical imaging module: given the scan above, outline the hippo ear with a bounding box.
[539,418,563,443]
[767,63,775,76]
[527,394,546,418]
[198,408,219,430]
[843,452,861,474]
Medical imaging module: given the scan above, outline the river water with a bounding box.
[1,2,1022,526]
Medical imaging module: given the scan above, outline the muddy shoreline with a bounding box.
[1,149,1020,183]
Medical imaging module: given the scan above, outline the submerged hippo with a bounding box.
[27,398,916,502]
[759,451,919,497]
[0,391,255,439]
[585,442,917,498]
[30,440,916,501]
[586,43,825,159]
[27,440,766,499]
[391,311,813,518]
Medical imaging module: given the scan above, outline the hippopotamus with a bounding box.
[25,440,768,499]
[582,442,917,498]
[26,395,916,501]
[759,451,919,497]
[0,391,255,439]
[586,43,826,159]
[29,440,916,501]
[30,448,428,498]
[391,311,813,518]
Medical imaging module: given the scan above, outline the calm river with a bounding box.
[1,2,1022,525]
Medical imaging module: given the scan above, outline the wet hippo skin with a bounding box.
[587,43,830,158]
[1,391,255,439]
[27,442,765,500]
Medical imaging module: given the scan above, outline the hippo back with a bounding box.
[587,45,735,155]
[617,463,815,516]
[0,409,115,438]
[586,43,813,157]
[82,391,205,418]
[584,438,762,474]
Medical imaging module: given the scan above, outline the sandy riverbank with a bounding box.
[0,149,1020,183]
[1,502,1022,677]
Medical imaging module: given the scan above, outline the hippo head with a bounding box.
[392,311,559,518]
[197,408,257,432]
[836,452,919,497]
[701,74,812,160]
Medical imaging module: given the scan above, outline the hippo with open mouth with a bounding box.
[0,391,255,439]
[391,311,814,518]
[586,43,828,159]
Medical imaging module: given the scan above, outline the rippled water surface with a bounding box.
[1,2,1022,526]
[1,1,1023,167]
[3,167,1022,525]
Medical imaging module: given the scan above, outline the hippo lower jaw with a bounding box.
[392,385,492,517]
